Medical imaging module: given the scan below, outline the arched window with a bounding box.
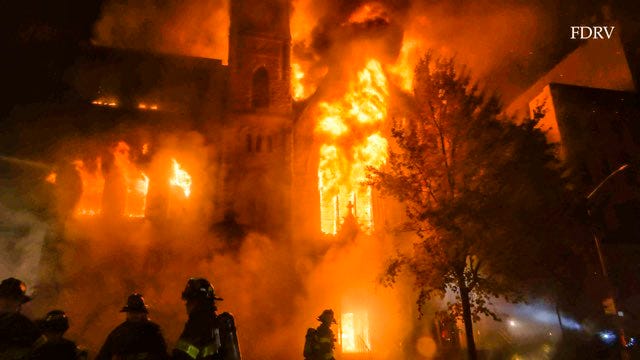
[256,135,263,152]
[252,67,270,109]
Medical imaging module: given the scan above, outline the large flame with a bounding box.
[74,158,105,216]
[169,158,192,198]
[341,311,371,353]
[317,59,389,235]
[112,141,149,218]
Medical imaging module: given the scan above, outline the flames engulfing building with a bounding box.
[1,1,405,355]
[1,0,396,240]
[2,0,299,235]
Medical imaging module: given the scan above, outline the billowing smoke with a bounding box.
[92,0,599,98]
[290,0,561,101]
[20,126,418,359]
[5,1,600,358]
[0,203,48,303]
[93,0,229,61]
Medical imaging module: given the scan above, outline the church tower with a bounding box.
[228,0,292,114]
[223,0,293,236]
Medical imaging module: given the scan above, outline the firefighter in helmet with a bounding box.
[0,277,40,360]
[173,277,241,360]
[304,309,337,360]
[30,310,87,360]
[95,293,168,360]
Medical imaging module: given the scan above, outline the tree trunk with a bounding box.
[459,285,478,360]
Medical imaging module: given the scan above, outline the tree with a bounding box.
[370,52,582,359]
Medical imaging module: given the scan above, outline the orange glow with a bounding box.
[317,60,389,234]
[169,158,192,198]
[45,171,57,184]
[142,143,149,155]
[74,158,105,217]
[138,103,159,110]
[341,311,371,353]
[348,2,389,25]
[92,97,119,107]
[292,63,307,101]
[388,37,422,92]
[112,141,149,218]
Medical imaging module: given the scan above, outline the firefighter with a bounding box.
[173,277,241,360]
[304,309,337,360]
[95,293,168,360]
[30,310,87,360]
[0,277,40,360]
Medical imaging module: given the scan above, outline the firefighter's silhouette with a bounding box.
[173,277,241,360]
[95,293,168,360]
[30,310,87,360]
[304,309,337,360]
[0,277,40,360]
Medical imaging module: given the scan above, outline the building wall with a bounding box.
[222,0,294,237]
[507,32,635,118]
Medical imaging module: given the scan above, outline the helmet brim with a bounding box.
[120,306,149,313]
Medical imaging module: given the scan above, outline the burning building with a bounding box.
[0,0,417,358]
[1,0,640,358]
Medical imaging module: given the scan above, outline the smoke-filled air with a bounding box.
[0,0,601,359]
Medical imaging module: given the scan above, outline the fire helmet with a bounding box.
[40,310,70,332]
[181,278,223,302]
[317,309,337,324]
[0,277,31,303]
[120,293,149,313]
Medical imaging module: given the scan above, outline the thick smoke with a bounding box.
[22,127,418,359]
[93,0,229,61]
[11,1,598,358]
[93,0,599,99]
[290,0,559,101]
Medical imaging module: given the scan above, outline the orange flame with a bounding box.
[388,38,421,92]
[92,97,119,107]
[317,60,389,234]
[74,158,105,216]
[45,171,57,184]
[292,63,307,101]
[347,2,389,25]
[112,141,149,218]
[169,158,192,198]
[341,311,371,353]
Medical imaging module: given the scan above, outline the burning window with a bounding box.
[341,311,371,353]
[169,158,192,198]
[316,60,389,234]
[72,142,193,219]
[113,142,149,218]
[74,158,105,216]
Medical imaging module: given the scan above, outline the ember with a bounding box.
[45,171,57,184]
